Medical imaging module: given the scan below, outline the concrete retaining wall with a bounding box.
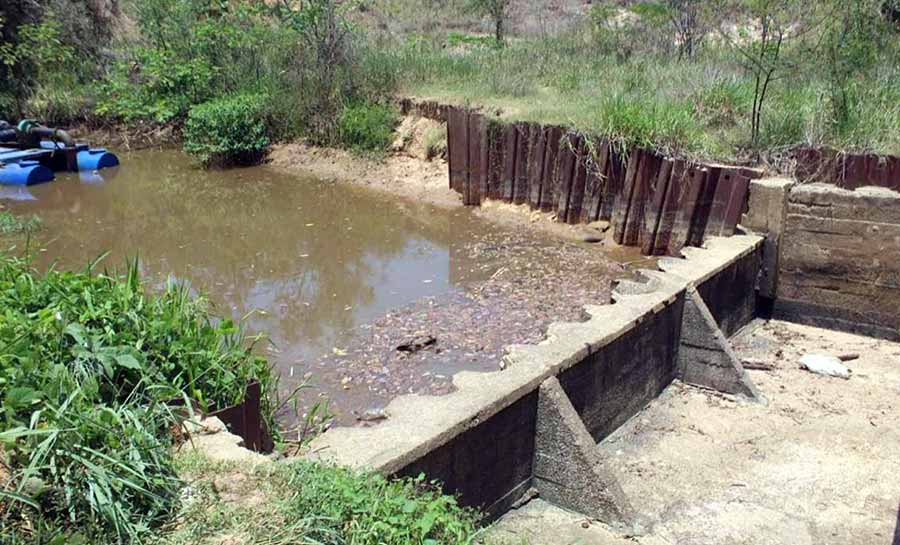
[307,235,763,518]
[754,183,900,341]
[558,297,683,443]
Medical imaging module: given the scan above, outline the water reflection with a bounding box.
[4,150,485,378]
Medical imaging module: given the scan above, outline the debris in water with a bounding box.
[397,335,437,354]
[356,408,389,422]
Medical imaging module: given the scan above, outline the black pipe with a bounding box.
[0,129,16,143]
[28,126,75,147]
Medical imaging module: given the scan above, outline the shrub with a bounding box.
[0,255,278,543]
[183,94,271,167]
[337,102,399,153]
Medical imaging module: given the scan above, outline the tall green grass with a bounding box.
[0,254,278,543]
[361,30,900,161]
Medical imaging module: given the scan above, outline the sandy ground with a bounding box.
[487,320,900,545]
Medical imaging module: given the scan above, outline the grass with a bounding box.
[360,30,900,162]
[154,453,481,545]
[0,211,42,235]
[0,254,279,543]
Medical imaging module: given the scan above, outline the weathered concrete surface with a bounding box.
[307,235,763,513]
[557,289,683,442]
[741,177,794,299]
[486,499,670,545]
[533,377,634,526]
[677,287,760,399]
[776,184,900,340]
[693,240,762,337]
[590,320,900,545]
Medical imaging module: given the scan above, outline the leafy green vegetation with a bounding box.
[0,211,41,235]
[3,0,899,164]
[0,254,277,543]
[183,94,271,167]
[337,103,399,154]
[156,454,481,545]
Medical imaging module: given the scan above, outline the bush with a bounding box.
[337,102,398,153]
[0,254,277,543]
[183,94,271,167]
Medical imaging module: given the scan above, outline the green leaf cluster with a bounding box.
[0,254,276,543]
[183,93,271,167]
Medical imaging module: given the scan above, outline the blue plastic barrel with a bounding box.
[77,148,119,171]
[39,141,119,171]
[0,161,55,186]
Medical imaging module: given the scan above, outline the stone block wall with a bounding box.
[774,184,900,340]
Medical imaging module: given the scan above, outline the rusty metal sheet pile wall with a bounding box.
[444,106,756,256]
[794,146,900,192]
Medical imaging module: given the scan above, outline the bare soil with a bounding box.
[489,320,900,545]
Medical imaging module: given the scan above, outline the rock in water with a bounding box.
[357,408,389,422]
[396,335,436,353]
[799,354,851,379]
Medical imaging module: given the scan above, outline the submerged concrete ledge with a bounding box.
[307,234,763,515]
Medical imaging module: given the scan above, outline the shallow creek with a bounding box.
[4,150,642,429]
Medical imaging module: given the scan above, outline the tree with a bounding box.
[819,0,888,130]
[663,0,709,59]
[720,0,803,148]
[468,0,512,44]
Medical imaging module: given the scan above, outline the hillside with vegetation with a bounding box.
[1,0,898,166]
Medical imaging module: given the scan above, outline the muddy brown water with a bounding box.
[3,149,642,432]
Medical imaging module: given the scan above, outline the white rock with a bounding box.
[799,354,851,379]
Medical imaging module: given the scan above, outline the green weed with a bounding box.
[183,94,271,167]
[0,254,279,543]
[155,455,482,545]
[0,211,41,235]
[337,102,399,154]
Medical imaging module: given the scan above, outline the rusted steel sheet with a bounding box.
[891,156,900,191]
[794,146,900,192]
[209,381,273,453]
[667,165,708,256]
[721,173,751,236]
[466,113,488,206]
[500,124,518,202]
[599,146,625,221]
[513,123,531,204]
[612,150,642,244]
[447,107,468,195]
[486,122,505,200]
[688,165,722,247]
[566,138,588,224]
[581,139,610,223]
[707,169,751,237]
[650,160,687,256]
[640,158,674,255]
[528,124,547,209]
[840,153,868,190]
[612,149,662,246]
[627,152,662,248]
[541,126,564,212]
[555,133,580,222]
